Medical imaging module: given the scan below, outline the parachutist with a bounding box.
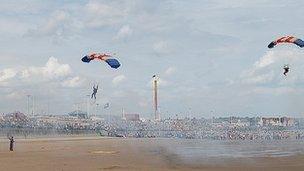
[283,65,289,76]
[9,136,14,151]
[91,85,98,99]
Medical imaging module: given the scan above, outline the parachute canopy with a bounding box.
[81,56,93,63]
[81,53,121,69]
[268,36,304,48]
[105,59,120,69]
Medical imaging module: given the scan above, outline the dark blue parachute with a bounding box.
[105,59,120,69]
[81,56,93,63]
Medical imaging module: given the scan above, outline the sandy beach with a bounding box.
[0,137,304,171]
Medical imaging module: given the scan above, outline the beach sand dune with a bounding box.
[0,137,304,171]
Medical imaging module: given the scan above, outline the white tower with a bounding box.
[152,75,160,121]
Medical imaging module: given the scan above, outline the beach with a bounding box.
[0,137,304,171]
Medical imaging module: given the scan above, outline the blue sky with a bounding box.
[1,0,304,118]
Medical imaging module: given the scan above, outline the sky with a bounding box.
[1,0,304,118]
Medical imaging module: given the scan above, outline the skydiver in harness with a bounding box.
[283,65,289,76]
[91,85,99,99]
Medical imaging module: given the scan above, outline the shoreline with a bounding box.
[0,137,304,171]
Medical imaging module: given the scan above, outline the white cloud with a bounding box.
[153,41,169,54]
[254,51,276,68]
[21,57,72,81]
[28,11,67,35]
[44,57,72,78]
[0,1,47,14]
[112,75,126,86]
[138,100,148,107]
[0,57,83,88]
[253,50,299,69]
[62,76,85,88]
[164,67,176,76]
[159,79,169,87]
[41,11,69,35]
[84,1,128,28]
[0,18,31,35]
[241,49,304,85]
[242,71,275,84]
[26,10,80,41]
[114,25,133,40]
[0,68,17,82]
[112,90,126,98]
[6,91,26,100]
[247,87,298,96]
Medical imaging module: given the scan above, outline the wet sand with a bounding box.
[0,137,304,171]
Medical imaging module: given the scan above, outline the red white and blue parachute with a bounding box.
[82,53,121,69]
[268,36,304,48]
